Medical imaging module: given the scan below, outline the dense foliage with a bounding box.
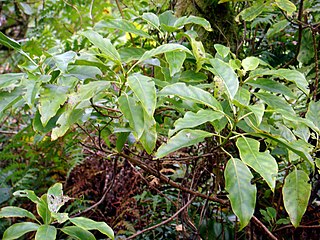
[1,0,320,239]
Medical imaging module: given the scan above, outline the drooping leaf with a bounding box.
[236,137,278,191]
[0,207,37,221]
[169,109,224,136]
[35,225,57,240]
[306,101,320,130]
[155,129,213,159]
[225,158,256,230]
[2,222,39,240]
[61,226,96,240]
[174,15,212,31]
[116,132,131,152]
[127,74,156,117]
[137,44,192,65]
[142,13,160,30]
[275,0,296,16]
[70,217,114,240]
[82,30,121,64]
[39,85,69,127]
[246,78,296,99]
[209,58,239,99]
[165,51,186,76]
[159,83,222,111]
[96,19,151,38]
[283,169,311,227]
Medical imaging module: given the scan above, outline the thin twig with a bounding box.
[125,196,196,239]
[251,216,278,240]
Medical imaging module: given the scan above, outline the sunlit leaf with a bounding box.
[155,129,213,159]
[214,44,230,59]
[225,158,256,230]
[35,225,57,240]
[283,169,311,227]
[70,217,114,240]
[61,226,96,240]
[165,51,186,76]
[275,0,296,16]
[0,207,37,221]
[142,13,160,30]
[242,57,260,71]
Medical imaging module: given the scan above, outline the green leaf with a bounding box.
[36,195,52,224]
[169,109,224,136]
[246,78,296,99]
[254,92,295,117]
[22,78,41,108]
[236,1,265,22]
[39,85,69,127]
[306,101,320,130]
[266,20,290,39]
[61,226,96,240]
[2,222,39,240]
[0,88,23,113]
[224,158,256,230]
[275,0,296,16]
[119,94,144,139]
[214,44,230,59]
[247,103,265,126]
[119,47,146,63]
[70,217,114,240]
[116,132,130,152]
[209,58,239,99]
[97,19,151,38]
[0,73,25,89]
[179,70,208,83]
[140,112,157,154]
[242,57,260,71]
[137,43,192,65]
[283,169,311,227]
[159,83,222,111]
[13,190,41,204]
[155,129,213,159]
[66,65,102,81]
[51,51,77,72]
[82,30,121,64]
[35,225,57,240]
[127,74,156,117]
[236,137,278,191]
[51,212,69,223]
[142,13,160,30]
[0,207,37,221]
[159,11,178,32]
[0,32,21,50]
[47,183,70,213]
[165,51,186,76]
[297,29,314,64]
[174,15,212,31]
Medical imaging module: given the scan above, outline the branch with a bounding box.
[251,216,278,240]
[125,196,196,239]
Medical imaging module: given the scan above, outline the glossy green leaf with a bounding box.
[209,58,239,99]
[2,222,39,240]
[0,32,21,50]
[247,103,265,126]
[97,19,151,38]
[61,226,96,240]
[0,73,25,89]
[142,13,160,30]
[283,169,311,227]
[159,83,222,111]
[233,88,250,106]
[127,74,156,117]
[214,44,230,59]
[246,78,296,99]
[169,109,224,136]
[275,0,296,16]
[188,31,206,71]
[116,132,130,152]
[67,65,102,80]
[22,78,40,108]
[140,112,157,154]
[236,137,278,191]
[242,57,260,71]
[119,47,146,63]
[82,30,121,64]
[155,129,213,159]
[35,225,57,240]
[137,43,192,65]
[13,190,41,204]
[306,101,320,130]
[0,207,37,221]
[225,158,256,230]
[70,217,114,240]
[165,51,186,76]
[39,85,69,127]
[159,11,178,31]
